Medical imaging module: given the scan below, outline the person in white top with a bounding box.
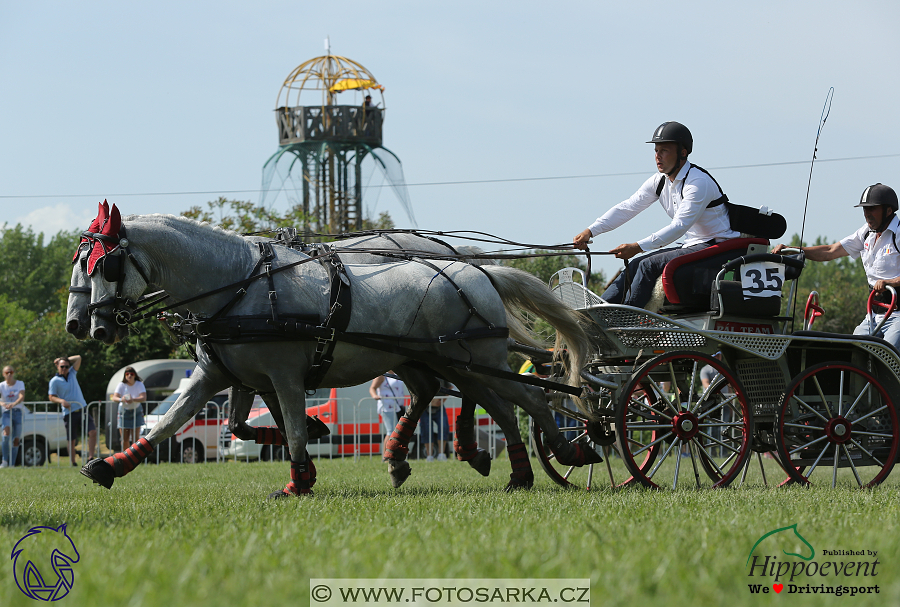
[774,183,900,348]
[111,366,147,448]
[369,372,407,451]
[1,365,26,468]
[573,121,739,307]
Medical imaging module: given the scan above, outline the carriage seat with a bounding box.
[658,238,772,316]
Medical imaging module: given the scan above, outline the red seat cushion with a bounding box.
[661,238,769,305]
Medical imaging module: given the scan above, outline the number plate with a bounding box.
[740,262,785,299]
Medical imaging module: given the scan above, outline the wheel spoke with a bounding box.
[673,438,683,489]
[842,444,863,487]
[647,437,679,481]
[813,375,834,418]
[784,422,825,431]
[629,397,673,421]
[852,404,888,425]
[628,430,673,456]
[851,430,894,438]
[562,465,576,480]
[697,394,739,420]
[849,438,886,467]
[805,441,832,477]
[837,370,845,417]
[792,395,830,423]
[832,443,840,488]
[696,444,726,478]
[699,422,744,429]
[667,363,680,409]
[648,378,679,415]
[697,430,740,454]
[844,383,871,418]
[788,433,829,455]
[685,360,699,413]
[627,423,668,430]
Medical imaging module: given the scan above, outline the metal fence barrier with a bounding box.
[5,396,505,467]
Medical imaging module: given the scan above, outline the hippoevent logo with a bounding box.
[746,524,880,597]
[11,524,80,601]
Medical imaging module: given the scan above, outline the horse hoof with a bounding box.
[80,458,115,489]
[307,415,331,440]
[388,460,411,488]
[468,450,492,477]
[581,444,603,465]
[504,476,534,492]
[268,489,313,500]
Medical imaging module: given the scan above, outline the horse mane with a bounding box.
[122,214,248,247]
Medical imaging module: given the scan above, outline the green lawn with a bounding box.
[1,456,898,606]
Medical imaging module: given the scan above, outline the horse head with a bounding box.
[84,204,150,343]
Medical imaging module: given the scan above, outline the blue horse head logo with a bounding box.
[11,524,80,601]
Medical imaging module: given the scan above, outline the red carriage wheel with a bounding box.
[776,361,899,488]
[616,351,753,489]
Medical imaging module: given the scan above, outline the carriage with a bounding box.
[71,205,898,495]
[530,237,900,490]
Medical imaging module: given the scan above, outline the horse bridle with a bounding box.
[74,226,165,326]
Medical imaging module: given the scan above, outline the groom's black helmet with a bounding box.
[855,183,899,212]
[647,121,693,155]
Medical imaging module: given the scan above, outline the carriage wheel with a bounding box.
[776,362,899,488]
[530,390,658,489]
[616,351,753,489]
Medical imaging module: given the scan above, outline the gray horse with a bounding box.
[67,226,550,488]
[78,211,596,497]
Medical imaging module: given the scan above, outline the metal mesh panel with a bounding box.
[551,275,604,310]
[712,333,791,360]
[735,358,786,416]
[859,343,900,383]
[596,309,680,330]
[613,330,706,349]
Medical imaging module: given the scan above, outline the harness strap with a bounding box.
[304,252,353,391]
[655,164,728,208]
[413,258,496,330]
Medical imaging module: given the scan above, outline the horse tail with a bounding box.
[455,245,497,267]
[479,265,590,397]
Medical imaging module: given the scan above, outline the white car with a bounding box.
[15,406,71,466]
[141,378,228,463]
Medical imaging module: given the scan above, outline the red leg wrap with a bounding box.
[283,459,313,496]
[104,438,154,478]
[453,439,480,461]
[306,451,317,488]
[255,426,288,446]
[507,443,533,481]
[383,416,416,461]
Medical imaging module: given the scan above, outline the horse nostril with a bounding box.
[91,327,107,341]
[66,319,79,334]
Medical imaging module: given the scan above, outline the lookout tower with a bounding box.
[259,44,414,234]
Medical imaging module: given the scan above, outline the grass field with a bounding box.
[1,455,898,606]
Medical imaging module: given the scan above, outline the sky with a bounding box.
[2,1,899,280]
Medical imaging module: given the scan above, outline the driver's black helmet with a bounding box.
[855,183,899,212]
[647,121,693,154]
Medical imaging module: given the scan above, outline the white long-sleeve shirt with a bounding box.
[587,162,739,251]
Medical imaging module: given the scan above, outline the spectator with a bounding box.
[111,366,147,450]
[421,380,452,462]
[369,371,407,451]
[48,355,97,465]
[1,365,25,468]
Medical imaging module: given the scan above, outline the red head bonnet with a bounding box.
[82,200,123,275]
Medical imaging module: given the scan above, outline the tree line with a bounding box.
[1,198,869,406]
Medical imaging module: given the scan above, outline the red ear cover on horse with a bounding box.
[87,202,122,276]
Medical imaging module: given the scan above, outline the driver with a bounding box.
[773,183,900,348]
[573,121,739,307]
